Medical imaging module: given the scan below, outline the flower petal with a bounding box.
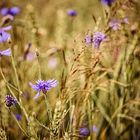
[29,82,39,90]
[2,26,12,31]
[33,92,40,99]
[0,48,11,56]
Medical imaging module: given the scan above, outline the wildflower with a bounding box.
[85,32,106,48]
[30,79,58,99]
[101,0,115,6]
[15,114,22,121]
[0,48,11,56]
[85,35,92,44]
[5,95,17,107]
[0,7,20,16]
[67,9,77,17]
[0,8,9,16]
[93,32,106,48]
[109,19,121,30]
[79,127,90,137]
[93,125,98,133]
[8,7,20,16]
[0,26,12,42]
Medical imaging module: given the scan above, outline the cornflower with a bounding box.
[79,127,90,137]
[15,114,22,121]
[67,9,77,17]
[0,7,20,16]
[30,79,58,99]
[0,26,12,42]
[101,0,115,6]
[85,32,106,48]
[5,95,17,107]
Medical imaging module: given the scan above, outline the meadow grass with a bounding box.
[0,0,140,140]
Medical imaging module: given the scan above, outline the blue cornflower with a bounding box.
[101,0,115,6]
[30,79,58,99]
[5,95,17,107]
[93,32,106,48]
[79,127,90,137]
[9,7,20,16]
[67,9,77,17]
[0,48,11,56]
[15,114,22,121]
[0,7,20,16]
[85,32,106,48]
[0,26,12,42]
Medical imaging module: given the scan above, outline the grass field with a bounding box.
[0,0,140,140]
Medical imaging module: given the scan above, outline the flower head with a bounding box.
[67,9,77,17]
[85,32,106,48]
[0,7,20,16]
[15,114,22,121]
[93,32,106,48]
[5,95,17,107]
[101,0,115,6]
[79,127,90,137]
[109,19,121,30]
[8,7,20,16]
[30,79,58,99]
[0,26,12,43]
[93,125,98,133]
[0,48,11,56]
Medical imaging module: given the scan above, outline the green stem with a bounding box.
[44,94,52,121]
[11,54,22,95]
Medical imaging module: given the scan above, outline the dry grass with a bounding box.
[0,0,140,140]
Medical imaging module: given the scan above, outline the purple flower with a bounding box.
[30,79,58,99]
[0,8,9,16]
[93,32,106,48]
[8,7,20,16]
[15,114,22,121]
[93,125,98,133]
[101,0,115,6]
[0,26,12,42]
[85,32,106,48]
[0,7,20,16]
[85,35,92,44]
[67,9,77,17]
[79,127,90,137]
[0,49,11,56]
[5,95,17,107]
[109,19,121,30]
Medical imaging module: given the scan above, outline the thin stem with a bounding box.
[44,94,52,121]
[11,54,22,94]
